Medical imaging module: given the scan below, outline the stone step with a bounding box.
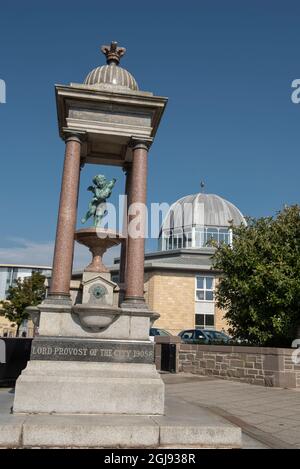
[0,396,241,448]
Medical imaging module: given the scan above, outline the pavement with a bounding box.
[162,373,300,449]
[1,373,300,448]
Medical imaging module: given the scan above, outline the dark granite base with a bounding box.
[30,337,154,364]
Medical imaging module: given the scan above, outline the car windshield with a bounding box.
[204,331,228,340]
[158,329,170,336]
[181,331,194,339]
[150,328,170,336]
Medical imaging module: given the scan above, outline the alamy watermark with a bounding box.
[291,339,300,365]
[291,79,300,103]
[92,197,205,240]
[0,79,6,104]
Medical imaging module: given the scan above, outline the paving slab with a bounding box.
[163,373,300,448]
[0,388,14,414]
[241,433,268,449]
[0,415,25,448]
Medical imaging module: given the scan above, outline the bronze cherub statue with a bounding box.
[81,174,116,227]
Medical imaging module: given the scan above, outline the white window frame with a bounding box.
[173,228,183,250]
[195,313,215,329]
[195,275,215,302]
[183,229,193,248]
[162,231,172,250]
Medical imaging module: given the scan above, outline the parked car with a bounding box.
[178,329,231,344]
[149,328,172,342]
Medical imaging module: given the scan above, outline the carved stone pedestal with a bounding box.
[13,41,167,423]
[14,348,164,415]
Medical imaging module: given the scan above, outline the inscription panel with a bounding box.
[70,109,151,128]
[31,338,154,364]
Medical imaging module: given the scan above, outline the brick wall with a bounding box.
[178,344,300,388]
[145,270,195,335]
[214,305,228,331]
[144,270,228,335]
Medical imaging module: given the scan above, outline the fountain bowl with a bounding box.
[75,228,125,273]
[72,304,120,331]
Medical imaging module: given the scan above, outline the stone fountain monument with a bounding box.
[9,42,241,448]
[13,41,167,416]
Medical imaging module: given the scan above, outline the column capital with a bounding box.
[129,137,153,151]
[62,129,87,144]
[122,162,132,175]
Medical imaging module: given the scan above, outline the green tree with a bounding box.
[212,205,300,346]
[0,272,46,336]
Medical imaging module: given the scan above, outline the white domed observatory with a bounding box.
[159,193,245,251]
[112,190,245,334]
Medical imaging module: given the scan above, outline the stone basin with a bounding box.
[72,304,120,331]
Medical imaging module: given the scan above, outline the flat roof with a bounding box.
[0,264,52,269]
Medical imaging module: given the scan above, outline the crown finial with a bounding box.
[101,41,126,65]
[200,181,205,193]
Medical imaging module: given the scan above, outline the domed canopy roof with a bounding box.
[83,41,139,91]
[161,193,245,232]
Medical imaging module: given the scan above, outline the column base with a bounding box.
[44,294,72,306]
[121,296,148,309]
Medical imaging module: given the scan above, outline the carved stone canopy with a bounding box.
[56,40,168,167]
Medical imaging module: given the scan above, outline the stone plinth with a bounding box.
[36,301,156,340]
[14,360,164,415]
[14,294,164,414]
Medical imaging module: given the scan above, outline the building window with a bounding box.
[195,276,214,301]
[177,236,183,248]
[219,228,231,245]
[163,231,172,251]
[205,228,218,245]
[173,229,183,250]
[111,274,119,284]
[195,229,205,247]
[183,230,192,248]
[195,313,215,329]
[161,226,232,251]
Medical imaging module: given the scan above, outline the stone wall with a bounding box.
[178,344,300,388]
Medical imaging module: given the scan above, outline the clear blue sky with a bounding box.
[0,0,299,267]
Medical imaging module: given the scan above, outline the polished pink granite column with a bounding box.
[119,164,132,287]
[124,141,149,305]
[49,134,83,298]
